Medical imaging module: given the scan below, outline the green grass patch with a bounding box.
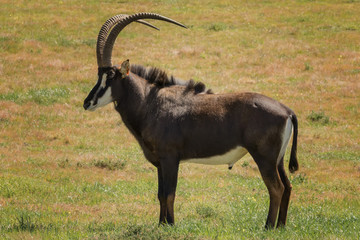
[348,69,360,74]
[26,157,48,167]
[307,111,330,125]
[195,205,217,219]
[206,22,231,32]
[304,62,313,71]
[2,210,53,233]
[0,36,23,53]
[0,118,11,127]
[0,86,70,105]
[57,158,71,168]
[316,150,360,162]
[91,158,127,170]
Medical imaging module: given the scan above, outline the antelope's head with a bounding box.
[83,13,187,111]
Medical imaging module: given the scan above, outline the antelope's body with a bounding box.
[83,13,299,229]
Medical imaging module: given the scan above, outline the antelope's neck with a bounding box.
[114,74,148,136]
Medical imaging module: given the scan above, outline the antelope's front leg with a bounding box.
[157,167,166,224]
[157,157,179,225]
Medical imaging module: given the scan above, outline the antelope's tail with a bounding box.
[289,114,299,173]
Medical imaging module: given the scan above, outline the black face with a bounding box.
[83,67,117,111]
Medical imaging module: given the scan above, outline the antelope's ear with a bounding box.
[118,59,130,78]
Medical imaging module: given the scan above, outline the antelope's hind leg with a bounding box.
[254,157,284,229]
[276,157,292,227]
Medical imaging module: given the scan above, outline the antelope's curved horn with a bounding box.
[102,12,187,68]
[96,14,160,67]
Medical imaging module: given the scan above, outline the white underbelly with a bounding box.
[181,146,248,168]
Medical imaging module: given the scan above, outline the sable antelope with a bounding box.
[83,12,299,229]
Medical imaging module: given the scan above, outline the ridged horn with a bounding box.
[96,14,160,67]
[102,12,187,68]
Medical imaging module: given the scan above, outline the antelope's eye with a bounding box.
[107,70,116,79]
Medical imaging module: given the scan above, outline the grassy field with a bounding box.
[1,0,359,239]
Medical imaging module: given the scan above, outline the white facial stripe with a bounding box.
[86,73,113,111]
[90,73,108,105]
[100,73,107,88]
[94,86,113,108]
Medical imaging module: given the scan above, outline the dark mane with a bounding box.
[130,64,212,94]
